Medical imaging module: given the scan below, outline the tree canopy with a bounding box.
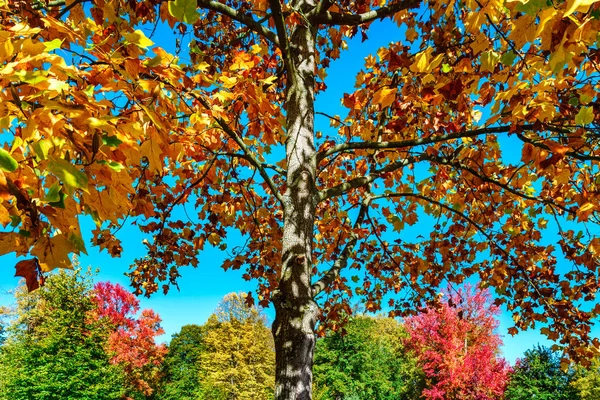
[3,0,600,397]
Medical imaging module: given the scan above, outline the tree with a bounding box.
[572,356,600,400]
[3,1,600,398]
[198,292,276,399]
[404,285,510,399]
[505,345,579,400]
[160,324,207,400]
[0,269,127,400]
[313,315,424,400]
[91,282,168,399]
[0,269,167,400]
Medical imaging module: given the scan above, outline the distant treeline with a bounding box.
[0,269,598,399]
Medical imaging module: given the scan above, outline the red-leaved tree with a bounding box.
[404,285,510,400]
[91,282,167,398]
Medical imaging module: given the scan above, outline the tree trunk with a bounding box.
[273,1,319,398]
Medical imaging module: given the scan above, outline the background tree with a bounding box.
[4,0,600,398]
[404,285,510,399]
[198,292,275,400]
[572,356,600,400]
[505,345,578,400]
[91,282,168,399]
[313,315,424,400]
[0,269,127,400]
[159,324,207,400]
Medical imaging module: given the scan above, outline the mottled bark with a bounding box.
[273,1,319,398]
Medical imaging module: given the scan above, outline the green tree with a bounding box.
[505,345,578,400]
[0,269,126,400]
[160,324,208,400]
[198,293,275,400]
[313,315,424,400]
[572,357,600,400]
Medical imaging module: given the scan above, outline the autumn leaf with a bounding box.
[14,258,42,292]
[47,158,88,193]
[168,0,200,24]
[123,29,154,49]
[31,234,74,272]
[372,87,397,109]
[575,106,594,125]
[563,0,600,17]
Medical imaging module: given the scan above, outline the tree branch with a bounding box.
[197,0,279,45]
[430,156,576,217]
[268,0,294,78]
[193,95,285,207]
[515,132,600,162]
[318,156,417,201]
[315,124,569,164]
[370,191,564,322]
[312,198,370,296]
[312,0,419,26]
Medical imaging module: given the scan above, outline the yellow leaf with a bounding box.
[372,87,397,109]
[0,232,29,256]
[219,75,238,88]
[564,0,600,17]
[31,234,73,272]
[410,48,431,73]
[123,29,154,48]
[579,202,595,213]
[140,139,163,174]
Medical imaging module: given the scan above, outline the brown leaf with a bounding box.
[14,258,41,292]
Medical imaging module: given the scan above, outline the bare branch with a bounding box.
[197,0,279,45]
[312,0,419,26]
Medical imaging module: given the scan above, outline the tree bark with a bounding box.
[272,1,319,398]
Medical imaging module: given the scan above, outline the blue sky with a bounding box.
[0,13,588,366]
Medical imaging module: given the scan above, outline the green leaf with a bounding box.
[43,38,63,51]
[68,232,87,255]
[102,134,122,147]
[44,183,62,203]
[47,158,88,192]
[500,51,517,66]
[168,0,200,24]
[48,190,67,209]
[441,63,452,73]
[0,148,18,172]
[575,106,594,125]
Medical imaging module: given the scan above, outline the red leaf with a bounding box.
[14,258,42,292]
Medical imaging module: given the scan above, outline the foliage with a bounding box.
[4,0,600,397]
[313,315,424,400]
[504,345,578,400]
[0,268,166,400]
[159,324,207,400]
[404,285,510,399]
[198,292,275,400]
[572,356,600,400]
[0,269,126,400]
[91,282,167,398]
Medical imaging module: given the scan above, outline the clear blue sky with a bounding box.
[0,15,590,366]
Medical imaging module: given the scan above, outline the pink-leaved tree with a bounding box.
[91,282,167,398]
[404,285,511,400]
